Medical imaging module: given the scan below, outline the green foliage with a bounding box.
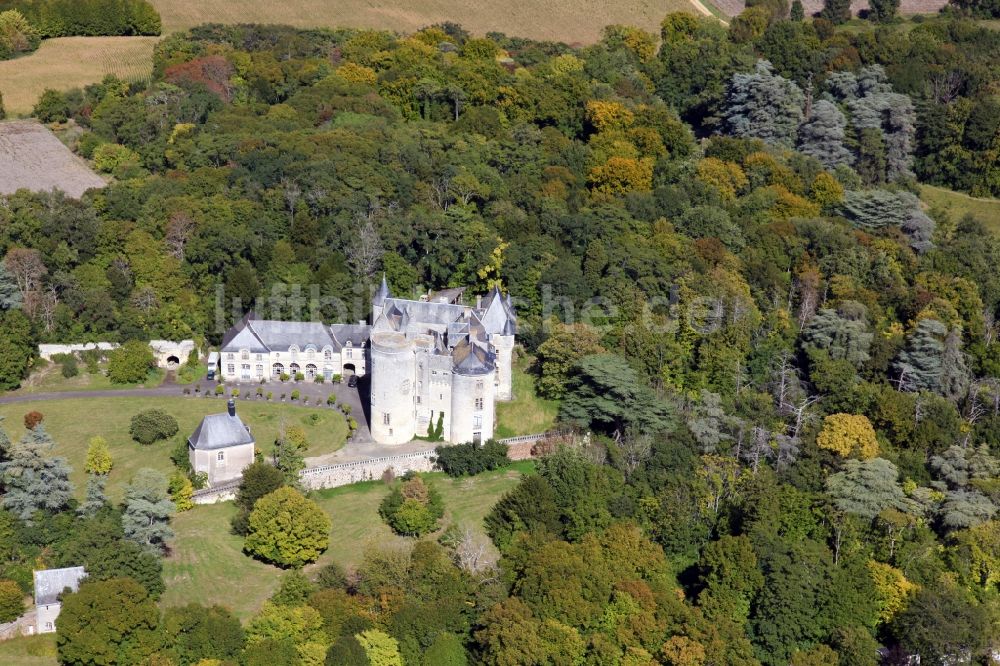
[162,603,245,664]
[0,579,24,623]
[4,0,160,38]
[129,408,179,445]
[121,468,174,554]
[356,629,403,666]
[83,436,112,474]
[434,440,509,476]
[379,476,444,537]
[0,9,39,60]
[107,341,156,385]
[0,425,73,522]
[56,578,161,666]
[244,486,331,567]
[232,460,285,535]
[271,569,316,606]
[92,143,141,174]
[0,310,35,391]
[724,60,805,148]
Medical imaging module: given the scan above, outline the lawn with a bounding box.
[0,37,157,117]
[0,396,347,501]
[10,361,164,395]
[0,635,57,666]
[495,356,559,438]
[920,184,1000,234]
[162,464,530,619]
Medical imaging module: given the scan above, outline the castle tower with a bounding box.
[491,328,515,401]
[449,345,496,445]
[370,331,415,445]
[372,273,391,322]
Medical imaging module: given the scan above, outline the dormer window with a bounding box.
[241,350,249,360]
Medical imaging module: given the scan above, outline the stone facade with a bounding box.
[188,400,257,486]
[218,280,517,446]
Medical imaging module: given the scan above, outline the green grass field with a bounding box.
[11,362,164,395]
[162,464,530,619]
[920,184,1000,233]
[0,635,57,666]
[495,356,559,438]
[0,396,347,501]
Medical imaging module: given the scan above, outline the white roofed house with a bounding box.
[33,566,86,634]
[188,400,256,486]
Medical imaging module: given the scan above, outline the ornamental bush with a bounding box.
[244,487,331,567]
[379,476,444,537]
[106,340,155,384]
[129,408,179,445]
[435,440,510,477]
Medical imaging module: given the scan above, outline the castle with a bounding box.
[219,278,516,446]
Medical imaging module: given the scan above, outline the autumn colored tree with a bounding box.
[817,414,880,459]
[245,487,331,567]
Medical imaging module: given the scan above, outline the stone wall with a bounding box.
[299,451,436,490]
[38,342,117,360]
[39,340,195,369]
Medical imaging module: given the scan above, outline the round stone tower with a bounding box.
[450,352,496,445]
[370,332,416,445]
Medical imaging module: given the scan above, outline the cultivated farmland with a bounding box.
[149,0,698,44]
[0,36,157,116]
[0,121,106,198]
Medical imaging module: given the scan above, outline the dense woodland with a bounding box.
[2,7,1000,665]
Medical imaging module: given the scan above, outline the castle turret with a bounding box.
[370,331,415,445]
[449,344,496,445]
[372,273,391,321]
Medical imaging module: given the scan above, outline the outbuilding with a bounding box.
[188,400,255,486]
[33,566,86,634]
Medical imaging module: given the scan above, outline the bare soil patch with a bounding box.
[0,121,106,198]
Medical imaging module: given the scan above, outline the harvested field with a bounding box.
[150,0,700,44]
[707,0,947,16]
[0,121,106,198]
[0,36,157,116]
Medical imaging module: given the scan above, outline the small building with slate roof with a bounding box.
[188,400,256,485]
[33,566,86,633]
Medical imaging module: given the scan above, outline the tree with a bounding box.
[559,354,674,436]
[790,0,804,19]
[272,427,306,484]
[379,476,444,537]
[868,0,899,21]
[797,100,853,169]
[0,309,34,390]
[356,629,404,666]
[536,322,605,399]
[326,635,369,665]
[79,474,108,517]
[121,468,175,555]
[826,458,914,520]
[23,411,43,431]
[107,340,156,384]
[894,319,954,394]
[271,570,315,606]
[0,425,73,521]
[162,603,245,665]
[232,461,285,535]
[169,471,194,512]
[724,60,805,148]
[821,0,852,23]
[56,578,161,666]
[0,579,24,623]
[129,409,179,445]
[817,413,880,459]
[244,487,331,567]
[891,581,992,663]
[84,436,113,475]
[434,440,509,476]
[245,601,326,663]
[0,263,21,310]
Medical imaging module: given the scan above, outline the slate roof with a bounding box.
[34,567,86,606]
[478,286,517,335]
[453,341,495,376]
[330,324,370,350]
[221,312,338,353]
[188,412,255,451]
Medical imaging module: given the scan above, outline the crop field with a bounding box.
[0,396,348,502]
[149,0,701,43]
[0,36,157,117]
[0,121,106,197]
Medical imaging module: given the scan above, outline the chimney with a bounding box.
[476,295,482,309]
[227,399,236,417]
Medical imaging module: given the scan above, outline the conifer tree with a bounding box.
[121,468,175,554]
[0,424,73,522]
[79,474,108,517]
[724,60,805,148]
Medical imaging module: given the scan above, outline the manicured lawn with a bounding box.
[495,356,559,438]
[0,634,58,666]
[0,397,347,501]
[11,362,164,395]
[920,184,1000,234]
[162,464,530,619]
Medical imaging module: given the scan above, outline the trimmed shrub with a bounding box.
[129,408,179,445]
[435,440,510,477]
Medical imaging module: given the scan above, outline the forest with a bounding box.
[1,6,1000,665]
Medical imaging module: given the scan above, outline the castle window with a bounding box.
[476,380,484,391]
[324,349,332,361]
[241,350,249,360]
[217,452,225,462]
[257,354,263,361]
[475,398,484,410]
[256,365,263,376]
[227,353,235,360]
[383,413,391,425]
[227,364,235,374]
[473,415,482,428]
